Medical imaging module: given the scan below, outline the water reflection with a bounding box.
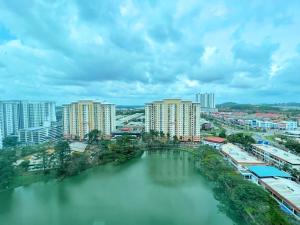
[144,150,195,186]
[0,190,14,214]
[0,150,234,225]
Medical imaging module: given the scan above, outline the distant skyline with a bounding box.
[0,0,300,105]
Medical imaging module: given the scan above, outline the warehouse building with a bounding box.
[260,177,300,219]
[202,137,226,149]
[251,144,300,171]
[221,143,266,172]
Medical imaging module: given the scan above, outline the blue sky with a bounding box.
[0,0,299,105]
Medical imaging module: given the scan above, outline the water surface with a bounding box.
[0,151,235,225]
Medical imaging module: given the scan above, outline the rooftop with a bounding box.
[221,143,265,166]
[260,177,300,211]
[252,144,300,165]
[248,166,292,178]
[204,137,226,143]
[70,142,87,153]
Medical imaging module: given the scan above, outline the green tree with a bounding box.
[20,160,30,171]
[166,133,170,140]
[3,136,18,148]
[227,133,255,148]
[172,135,179,146]
[54,141,71,175]
[159,131,165,138]
[86,129,102,144]
[218,129,227,138]
[284,139,300,154]
[0,150,16,189]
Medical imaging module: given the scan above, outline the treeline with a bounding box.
[284,139,300,154]
[217,102,282,112]
[226,133,256,148]
[197,146,295,225]
[142,130,180,149]
[0,150,16,189]
[0,130,143,191]
[56,133,143,178]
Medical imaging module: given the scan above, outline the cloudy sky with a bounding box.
[0,0,300,105]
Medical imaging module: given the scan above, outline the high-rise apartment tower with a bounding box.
[145,99,201,142]
[62,100,116,140]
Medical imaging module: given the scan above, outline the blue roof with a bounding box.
[249,166,292,178]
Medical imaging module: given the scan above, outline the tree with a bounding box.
[284,139,300,154]
[227,133,255,148]
[166,133,170,140]
[65,153,89,176]
[218,129,226,138]
[41,148,48,173]
[86,129,101,144]
[172,135,179,146]
[0,150,16,189]
[20,160,30,171]
[3,136,18,148]
[159,131,165,138]
[54,141,71,175]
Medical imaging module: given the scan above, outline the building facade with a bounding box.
[18,121,62,145]
[0,100,56,138]
[145,99,201,141]
[251,144,300,171]
[196,93,215,108]
[195,93,217,113]
[63,100,116,140]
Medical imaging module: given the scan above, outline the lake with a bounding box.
[0,150,235,225]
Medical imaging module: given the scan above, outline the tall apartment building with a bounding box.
[0,100,56,138]
[195,93,217,112]
[145,99,201,141]
[18,121,62,145]
[63,100,116,140]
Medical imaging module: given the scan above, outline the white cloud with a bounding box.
[0,0,299,104]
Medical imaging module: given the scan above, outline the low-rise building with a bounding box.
[251,144,300,171]
[283,130,300,138]
[221,143,266,171]
[18,121,62,145]
[203,137,226,149]
[248,165,292,184]
[278,121,298,130]
[260,177,300,218]
[18,126,48,145]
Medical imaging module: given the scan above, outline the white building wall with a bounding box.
[144,99,201,141]
[63,101,116,139]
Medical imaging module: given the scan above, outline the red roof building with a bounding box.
[204,137,226,143]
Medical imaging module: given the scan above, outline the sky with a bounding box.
[0,0,300,105]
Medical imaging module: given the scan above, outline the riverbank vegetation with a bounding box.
[1,132,299,224]
[226,133,255,149]
[0,131,143,191]
[197,146,298,225]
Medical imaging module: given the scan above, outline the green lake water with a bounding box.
[0,151,235,225]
